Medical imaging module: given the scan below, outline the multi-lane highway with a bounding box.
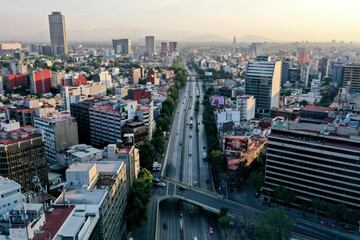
[159,67,219,240]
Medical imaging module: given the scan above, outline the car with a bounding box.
[190,211,194,217]
[189,152,192,156]
[193,237,197,240]
[179,186,186,191]
[163,223,168,230]
[193,181,198,186]
[157,182,167,187]
[152,178,160,183]
[203,146,206,150]
[189,134,192,138]
[208,227,214,234]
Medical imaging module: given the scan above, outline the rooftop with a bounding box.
[55,188,107,205]
[302,105,332,112]
[91,104,121,115]
[0,176,21,194]
[33,205,75,240]
[36,112,75,123]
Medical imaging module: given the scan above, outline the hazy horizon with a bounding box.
[1,0,360,42]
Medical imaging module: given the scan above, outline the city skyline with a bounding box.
[1,0,360,42]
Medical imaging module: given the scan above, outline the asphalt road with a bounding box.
[160,70,219,240]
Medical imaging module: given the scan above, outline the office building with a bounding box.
[297,47,310,65]
[34,112,79,163]
[55,161,127,240]
[265,120,360,209]
[342,64,360,94]
[30,69,52,94]
[145,36,155,57]
[317,56,329,80]
[48,11,68,55]
[89,104,122,147]
[0,121,47,191]
[281,61,290,86]
[112,39,131,55]
[245,60,282,116]
[70,99,108,145]
[169,41,178,53]
[160,41,170,54]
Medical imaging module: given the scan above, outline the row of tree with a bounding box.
[272,186,360,225]
[125,168,153,232]
[138,60,188,170]
[220,208,293,240]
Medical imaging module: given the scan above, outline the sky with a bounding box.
[1,0,360,42]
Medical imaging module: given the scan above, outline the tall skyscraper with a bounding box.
[48,11,68,55]
[169,41,178,53]
[145,36,155,57]
[245,59,282,116]
[341,64,360,93]
[160,41,170,55]
[112,39,131,55]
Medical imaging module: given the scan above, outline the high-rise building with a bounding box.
[70,99,108,145]
[99,70,113,89]
[317,56,329,80]
[160,41,170,55]
[281,61,290,86]
[147,68,160,85]
[297,47,310,65]
[245,59,282,116]
[30,69,52,94]
[112,39,131,55]
[55,161,128,240]
[89,104,122,148]
[34,112,79,164]
[169,41,178,53]
[130,68,142,83]
[145,36,155,57]
[341,64,360,94]
[265,120,360,209]
[6,73,28,89]
[48,11,68,55]
[0,121,48,191]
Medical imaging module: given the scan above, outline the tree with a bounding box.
[256,208,293,240]
[156,115,170,132]
[311,198,327,215]
[150,128,165,156]
[299,100,308,106]
[209,150,224,172]
[138,142,155,170]
[273,186,296,205]
[248,172,264,192]
[125,169,153,232]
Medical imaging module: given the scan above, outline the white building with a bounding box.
[34,112,79,163]
[63,144,103,166]
[99,70,113,89]
[235,95,255,121]
[0,177,22,219]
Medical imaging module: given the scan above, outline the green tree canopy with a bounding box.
[256,208,293,240]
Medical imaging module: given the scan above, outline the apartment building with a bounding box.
[265,120,360,208]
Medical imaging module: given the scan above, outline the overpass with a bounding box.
[155,177,358,240]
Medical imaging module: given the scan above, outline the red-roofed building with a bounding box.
[6,73,28,88]
[72,75,87,86]
[30,69,52,94]
[128,88,152,102]
[223,136,266,170]
[147,68,160,85]
[33,205,75,240]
